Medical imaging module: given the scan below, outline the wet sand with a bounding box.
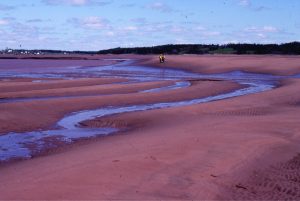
[0,78,237,135]
[1,55,300,200]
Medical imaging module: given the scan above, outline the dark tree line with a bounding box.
[97,42,300,55]
[4,42,300,55]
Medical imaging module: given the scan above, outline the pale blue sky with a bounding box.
[0,0,299,50]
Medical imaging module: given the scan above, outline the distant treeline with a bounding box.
[97,42,300,55]
[3,42,300,55]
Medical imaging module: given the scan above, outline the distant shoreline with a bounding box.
[0,56,98,60]
[1,42,300,57]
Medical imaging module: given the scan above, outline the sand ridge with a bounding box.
[138,54,300,76]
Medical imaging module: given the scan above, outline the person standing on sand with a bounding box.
[159,54,165,63]
[159,54,163,63]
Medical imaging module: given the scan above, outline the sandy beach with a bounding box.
[1,54,300,200]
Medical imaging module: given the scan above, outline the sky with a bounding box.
[0,0,299,51]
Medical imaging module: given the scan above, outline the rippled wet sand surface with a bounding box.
[0,59,283,162]
[1,55,300,200]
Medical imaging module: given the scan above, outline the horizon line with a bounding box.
[1,41,299,52]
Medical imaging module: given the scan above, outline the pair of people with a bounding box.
[159,54,165,63]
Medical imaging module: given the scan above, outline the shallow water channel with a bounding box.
[0,60,289,161]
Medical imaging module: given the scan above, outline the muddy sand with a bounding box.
[1,55,300,200]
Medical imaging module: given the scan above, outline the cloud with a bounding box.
[146,2,173,12]
[0,19,9,25]
[0,17,69,50]
[0,3,15,10]
[68,16,110,29]
[195,26,206,31]
[170,26,184,33]
[105,31,115,36]
[230,25,289,42]
[120,3,136,8]
[244,26,279,33]
[254,6,270,11]
[42,0,112,6]
[123,26,138,31]
[194,26,221,37]
[201,31,221,37]
[245,26,278,40]
[262,26,278,32]
[238,0,270,11]
[257,33,266,38]
[131,18,148,24]
[26,19,47,23]
[238,0,251,7]
[0,17,16,26]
